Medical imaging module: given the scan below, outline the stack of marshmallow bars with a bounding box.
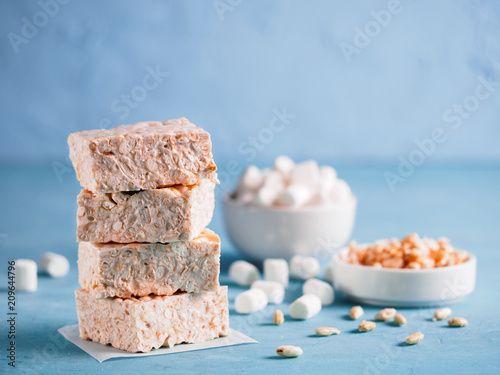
[68,118,229,353]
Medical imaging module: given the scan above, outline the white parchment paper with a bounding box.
[58,324,258,363]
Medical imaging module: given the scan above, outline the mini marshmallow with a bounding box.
[314,166,339,205]
[39,252,70,278]
[235,288,268,314]
[303,278,334,306]
[238,165,263,191]
[319,165,337,187]
[264,258,289,287]
[262,170,285,190]
[274,155,295,176]
[14,259,37,292]
[229,260,260,287]
[330,179,352,203]
[233,188,256,204]
[279,184,312,207]
[252,186,280,207]
[323,263,334,283]
[289,294,322,320]
[251,280,285,304]
[289,255,320,280]
[290,160,320,188]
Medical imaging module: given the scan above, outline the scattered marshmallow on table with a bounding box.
[229,260,260,287]
[289,294,322,320]
[289,255,320,280]
[264,258,289,287]
[251,280,285,304]
[39,252,70,278]
[303,278,335,306]
[235,288,268,314]
[14,259,37,292]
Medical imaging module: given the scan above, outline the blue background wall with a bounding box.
[0,4,499,373]
[1,0,499,168]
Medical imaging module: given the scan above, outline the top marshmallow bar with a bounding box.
[68,118,218,193]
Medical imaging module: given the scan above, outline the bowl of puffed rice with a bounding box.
[330,234,476,307]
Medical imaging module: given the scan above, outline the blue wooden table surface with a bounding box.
[0,162,499,374]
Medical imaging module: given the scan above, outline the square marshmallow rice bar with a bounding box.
[78,229,221,299]
[68,118,217,193]
[75,286,229,353]
[77,178,215,243]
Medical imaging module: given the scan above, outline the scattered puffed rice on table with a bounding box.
[359,320,376,332]
[394,313,407,325]
[405,332,424,345]
[273,310,285,325]
[433,307,452,321]
[375,308,397,321]
[276,345,303,358]
[315,327,340,336]
[350,305,364,320]
[448,317,468,327]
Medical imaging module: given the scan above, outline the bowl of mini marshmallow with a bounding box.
[222,156,356,260]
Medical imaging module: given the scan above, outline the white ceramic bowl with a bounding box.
[331,248,477,307]
[222,194,357,261]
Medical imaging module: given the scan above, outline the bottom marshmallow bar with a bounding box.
[75,286,229,353]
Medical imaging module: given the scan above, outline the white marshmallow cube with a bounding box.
[274,155,295,176]
[14,259,37,292]
[238,165,263,191]
[303,278,335,306]
[290,160,320,188]
[262,170,285,190]
[319,165,337,188]
[252,186,280,207]
[251,280,285,304]
[289,255,320,280]
[313,166,339,205]
[279,184,312,208]
[289,294,322,320]
[229,260,260,287]
[323,262,334,283]
[234,288,268,314]
[329,179,352,203]
[233,188,256,204]
[264,258,289,287]
[39,252,70,278]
